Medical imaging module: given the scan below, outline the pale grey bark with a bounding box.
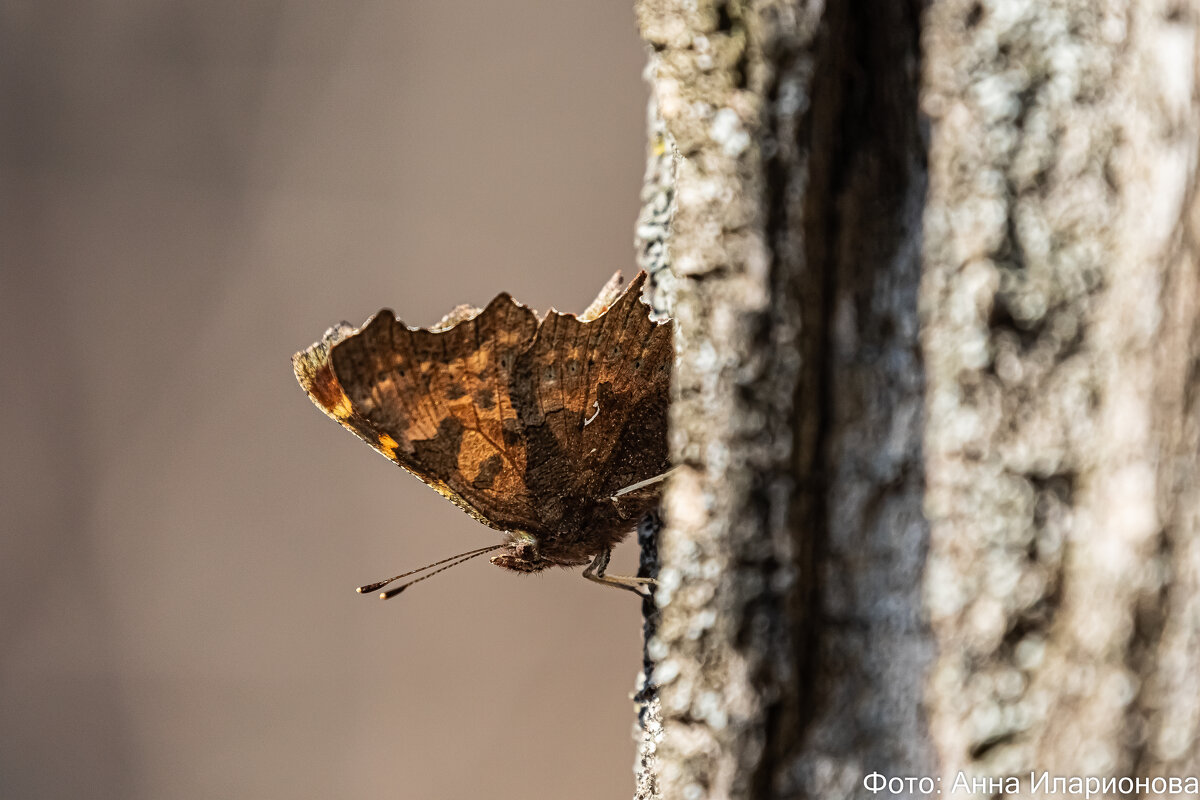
[922,0,1200,789]
[635,2,818,798]
[633,1,1200,799]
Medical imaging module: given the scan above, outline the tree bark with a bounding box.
[922,0,1200,788]
[633,1,1200,799]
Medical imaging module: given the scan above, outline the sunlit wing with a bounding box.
[292,294,542,532]
[293,272,672,537]
[510,272,672,506]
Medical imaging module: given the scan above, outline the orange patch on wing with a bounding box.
[457,429,492,474]
[378,433,400,458]
[495,327,523,347]
[329,392,353,420]
[292,333,357,424]
[465,347,490,374]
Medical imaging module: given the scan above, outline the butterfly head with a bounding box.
[490,531,552,573]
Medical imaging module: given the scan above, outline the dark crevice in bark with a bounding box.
[746,7,838,798]
[795,0,930,791]
[1185,351,1200,413]
[1125,526,1173,766]
[635,508,664,800]
[986,299,1043,351]
[1029,471,1076,516]
[998,581,1062,653]
[1012,74,1049,135]
[1000,204,1029,273]
[985,296,1088,364]
[769,0,930,794]
[637,510,663,710]
[965,2,985,29]
[969,730,1018,761]
[784,5,848,775]
[978,471,1073,653]
[716,2,736,32]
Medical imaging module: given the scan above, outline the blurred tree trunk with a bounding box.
[632,2,1200,799]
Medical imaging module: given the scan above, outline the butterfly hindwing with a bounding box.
[509,273,672,526]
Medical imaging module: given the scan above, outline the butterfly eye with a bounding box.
[543,365,556,381]
[634,358,643,370]
[567,360,579,375]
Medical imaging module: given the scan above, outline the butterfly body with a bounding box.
[293,272,671,584]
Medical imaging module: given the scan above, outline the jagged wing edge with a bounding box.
[290,271,670,529]
[290,318,499,529]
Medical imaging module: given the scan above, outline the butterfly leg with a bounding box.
[583,548,657,596]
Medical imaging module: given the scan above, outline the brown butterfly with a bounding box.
[292,272,672,597]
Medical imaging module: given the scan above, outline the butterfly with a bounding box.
[292,271,672,597]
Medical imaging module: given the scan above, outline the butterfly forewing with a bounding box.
[324,294,542,532]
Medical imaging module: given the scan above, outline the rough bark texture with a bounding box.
[634,1,933,798]
[634,0,1200,799]
[922,0,1200,788]
[636,2,818,798]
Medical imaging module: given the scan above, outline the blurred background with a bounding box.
[1,2,650,797]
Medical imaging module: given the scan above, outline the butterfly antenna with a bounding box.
[375,549,498,599]
[356,544,502,597]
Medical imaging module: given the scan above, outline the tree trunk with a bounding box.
[632,2,1200,799]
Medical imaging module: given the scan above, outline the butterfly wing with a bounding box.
[509,272,673,530]
[293,272,672,539]
[292,293,541,532]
